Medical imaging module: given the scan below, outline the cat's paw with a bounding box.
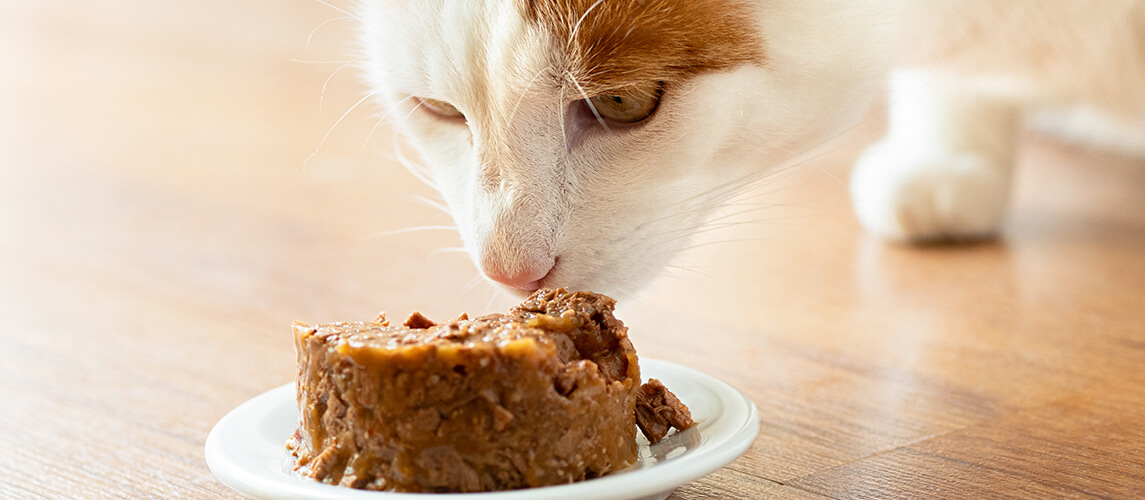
[849,140,1011,242]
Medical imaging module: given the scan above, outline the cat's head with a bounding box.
[357,0,899,298]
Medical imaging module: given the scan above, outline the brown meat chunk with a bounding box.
[635,378,696,444]
[288,288,641,493]
[402,311,436,329]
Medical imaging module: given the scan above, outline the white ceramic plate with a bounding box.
[205,359,759,500]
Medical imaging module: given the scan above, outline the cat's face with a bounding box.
[357,0,899,298]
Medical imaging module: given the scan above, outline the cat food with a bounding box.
[287,288,692,493]
[635,378,696,444]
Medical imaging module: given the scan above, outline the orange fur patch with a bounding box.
[518,0,765,95]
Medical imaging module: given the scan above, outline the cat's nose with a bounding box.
[482,258,555,291]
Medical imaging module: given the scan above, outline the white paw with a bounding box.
[850,140,1012,242]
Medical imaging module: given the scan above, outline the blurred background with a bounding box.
[3,1,1143,498]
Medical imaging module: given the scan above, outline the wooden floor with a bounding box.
[3,2,1143,498]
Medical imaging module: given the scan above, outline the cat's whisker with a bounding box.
[392,114,445,192]
[694,217,803,236]
[656,218,765,240]
[630,211,692,234]
[708,195,807,220]
[482,284,508,312]
[790,119,884,190]
[718,199,807,211]
[319,58,360,111]
[361,225,458,240]
[666,165,772,210]
[428,247,469,257]
[557,86,570,152]
[678,158,820,221]
[642,222,715,244]
[676,237,771,253]
[812,162,849,190]
[380,101,440,190]
[698,190,813,228]
[635,178,757,228]
[371,134,433,182]
[312,0,358,20]
[304,91,377,170]
[610,282,641,302]
[506,65,554,126]
[411,195,451,216]
[459,281,564,311]
[288,58,356,64]
[665,255,724,272]
[641,204,795,249]
[734,114,876,194]
[460,273,489,299]
[655,209,809,251]
[391,132,437,190]
[362,95,415,151]
[567,0,608,50]
[305,16,352,52]
[664,262,722,284]
[567,71,609,132]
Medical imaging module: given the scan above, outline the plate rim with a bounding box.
[205,359,759,500]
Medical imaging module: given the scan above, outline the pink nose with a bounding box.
[482,259,555,291]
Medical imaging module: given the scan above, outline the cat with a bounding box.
[355,0,900,298]
[851,0,1145,242]
[353,0,1143,298]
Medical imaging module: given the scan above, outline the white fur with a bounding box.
[356,0,901,297]
[851,70,1020,241]
[853,0,1145,242]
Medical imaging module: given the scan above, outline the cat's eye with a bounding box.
[587,83,662,124]
[416,97,465,120]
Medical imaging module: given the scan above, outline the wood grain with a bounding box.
[2,1,1143,499]
[788,383,1145,499]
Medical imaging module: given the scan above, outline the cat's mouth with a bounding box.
[486,257,559,294]
[531,256,560,291]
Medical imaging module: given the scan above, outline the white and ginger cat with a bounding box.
[354,0,1144,297]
